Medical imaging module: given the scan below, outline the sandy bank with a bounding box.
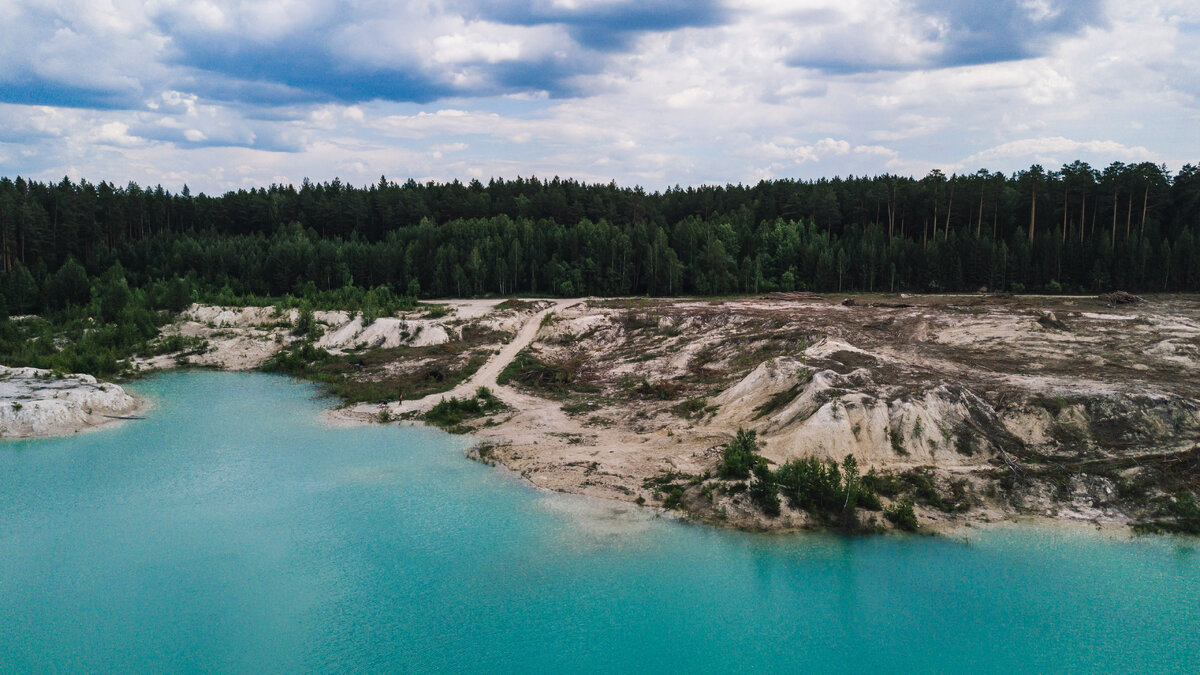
[0,366,145,439]
[324,293,1200,534]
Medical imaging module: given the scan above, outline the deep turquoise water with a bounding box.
[1,372,1198,673]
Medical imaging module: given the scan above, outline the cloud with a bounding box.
[787,0,1106,74]
[0,0,731,110]
[470,0,728,49]
[0,0,1196,194]
[961,136,1156,166]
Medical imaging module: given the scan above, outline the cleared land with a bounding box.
[15,293,1200,533]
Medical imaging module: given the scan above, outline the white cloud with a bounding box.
[0,0,1197,191]
[962,137,1156,166]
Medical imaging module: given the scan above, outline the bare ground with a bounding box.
[137,293,1200,533]
[0,365,144,438]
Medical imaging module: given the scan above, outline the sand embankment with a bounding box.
[0,366,144,439]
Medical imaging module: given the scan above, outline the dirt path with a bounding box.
[342,299,579,420]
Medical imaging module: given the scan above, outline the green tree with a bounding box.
[46,258,90,309]
[719,428,761,480]
[97,263,132,323]
[4,262,39,314]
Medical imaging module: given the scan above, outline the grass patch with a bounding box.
[264,331,501,404]
[671,396,709,419]
[497,349,594,395]
[633,378,682,400]
[754,387,800,418]
[496,298,540,312]
[424,387,506,432]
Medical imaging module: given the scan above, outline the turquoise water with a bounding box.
[2,372,1198,673]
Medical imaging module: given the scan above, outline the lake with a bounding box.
[2,371,1197,673]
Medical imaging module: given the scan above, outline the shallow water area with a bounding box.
[2,371,1198,673]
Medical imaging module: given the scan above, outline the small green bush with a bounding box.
[885,500,919,531]
[293,305,317,336]
[749,464,781,517]
[661,485,686,510]
[424,387,505,430]
[719,428,762,480]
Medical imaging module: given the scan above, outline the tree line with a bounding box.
[2,161,1199,312]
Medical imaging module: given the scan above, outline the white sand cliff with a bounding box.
[0,366,142,438]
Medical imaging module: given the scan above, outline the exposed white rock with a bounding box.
[0,366,141,438]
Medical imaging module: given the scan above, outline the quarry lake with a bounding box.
[2,371,1198,673]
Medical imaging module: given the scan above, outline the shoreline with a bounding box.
[0,366,150,441]
[2,365,1183,540]
[10,293,1200,538]
[0,392,150,441]
[463,432,1157,541]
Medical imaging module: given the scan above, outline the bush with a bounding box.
[772,454,880,530]
[661,485,686,510]
[885,500,919,531]
[672,396,708,419]
[748,464,781,517]
[633,378,681,400]
[1037,395,1069,417]
[719,428,761,480]
[954,427,976,456]
[499,348,588,391]
[1136,492,1200,535]
[753,383,804,419]
[293,305,317,336]
[424,387,505,430]
[422,303,451,319]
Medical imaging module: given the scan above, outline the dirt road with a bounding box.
[344,298,579,419]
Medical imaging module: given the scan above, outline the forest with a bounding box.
[2,161,1196,376]
[2,160,1198,309]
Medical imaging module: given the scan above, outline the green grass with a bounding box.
[263,338,494,404]
[497,349,595,395]
[424,387,507,432]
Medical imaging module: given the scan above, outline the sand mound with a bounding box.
[316,318,453,351]
[0,366,140,438]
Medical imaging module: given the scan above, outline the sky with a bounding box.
[0,0,1197,194]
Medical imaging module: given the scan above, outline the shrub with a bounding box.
[1037,395,1069,417]
[422,303,451,319]
[748,464,781,517]
[672,396,708,419]
[902,469,949,511]
[1135,492,1200,535]
[424,387,505,430]
[885,500,919,531]
[861,468,903,498]
[633,378,681,400]
[719,428,761,480]
[753,384,803,419]
[661,485,686,510]
[773,454,881,530]
[497,349,586,394]
[292,305,316,336]
[954,426,976,456]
